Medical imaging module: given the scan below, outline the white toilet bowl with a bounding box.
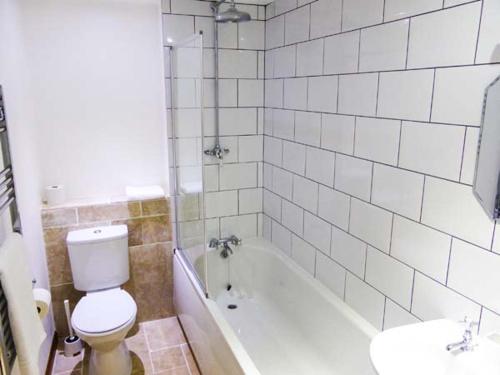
[71,288,137,375]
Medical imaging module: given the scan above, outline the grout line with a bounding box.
[342,270,348,300]
[428,68,437,122]
[381,297,387,330]
[142,326,155,371]
[458,127,468,183]
[369,161,374,203]
[445,237,454,286]
[180,344,194,375]
[336,75,341,112]
[388,213,395,255]
[404,17,411,69]
[357,28,362,72]
[243,104,470,132]
[265,0,480,27]
[490,224,497,251]
[340,0,344,32]
[477,306,484,334]
[375,72,381,116]
[473,0,484,64]
[363,245,368,280]
[308,4,312,40]
[409,269,416,312]
[260,59,499,75]
[396,120,403,167]
[321,39,326,76]
[347,196,352,232]
[419,175,426,223]
[352,116,358,157]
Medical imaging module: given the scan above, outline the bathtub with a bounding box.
[173,237,378,375]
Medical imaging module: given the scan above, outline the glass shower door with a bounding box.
[168,33,208,294]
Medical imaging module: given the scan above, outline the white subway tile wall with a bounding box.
[263,0,500,332]
[164,1,265,244]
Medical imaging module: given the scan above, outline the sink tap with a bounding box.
[446,317,478,352]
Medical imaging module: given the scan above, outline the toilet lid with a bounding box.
[72,289,137,334]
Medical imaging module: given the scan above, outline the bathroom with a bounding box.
[0,0,499,373]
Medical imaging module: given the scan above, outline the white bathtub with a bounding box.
[174,237,378,375]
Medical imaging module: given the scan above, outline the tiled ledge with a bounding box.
[41,198,170,227]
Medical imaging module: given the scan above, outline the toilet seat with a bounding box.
[72,288,137,334]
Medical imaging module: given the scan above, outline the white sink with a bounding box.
[370,319,500,375]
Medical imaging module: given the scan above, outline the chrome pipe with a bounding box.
[214,13,220,147]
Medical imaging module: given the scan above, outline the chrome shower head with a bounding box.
[214,1,251,23]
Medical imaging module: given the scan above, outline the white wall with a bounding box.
[21,0,168,202]
[0,1,54,372]
[264,0,500,334]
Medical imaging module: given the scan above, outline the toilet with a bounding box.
[66,225,137,375]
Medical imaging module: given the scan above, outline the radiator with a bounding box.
[0,281,15,375]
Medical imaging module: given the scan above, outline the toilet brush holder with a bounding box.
[63,299,83,357]
[64,335,83,357]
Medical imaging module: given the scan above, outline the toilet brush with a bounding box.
[63,299,83,357]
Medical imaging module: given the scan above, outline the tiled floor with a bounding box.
[51,317,201,375]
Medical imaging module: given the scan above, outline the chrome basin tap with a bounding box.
[207,235,242,258]
[446,317,478,352]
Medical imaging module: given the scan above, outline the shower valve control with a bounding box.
[204,144,229,160]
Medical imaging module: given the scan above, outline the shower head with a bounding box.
[214,1,251,23]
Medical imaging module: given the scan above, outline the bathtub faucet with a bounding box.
[446,317,478,352]
[208,235,242,258]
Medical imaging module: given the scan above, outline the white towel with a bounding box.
[125,185,165,200]
[0,233,46,375]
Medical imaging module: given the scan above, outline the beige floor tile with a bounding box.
[144,317,186,350]
[150,347,185,372]
[131,350,154,375]
[52,318,200,375]
[126,323,149,352]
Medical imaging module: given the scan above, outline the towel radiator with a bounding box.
[0,85,22,374]
[0,86,21,234]
[0,280,15,375]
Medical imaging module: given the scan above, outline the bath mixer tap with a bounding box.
[446,317,478,352]
[208,235,242,258]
